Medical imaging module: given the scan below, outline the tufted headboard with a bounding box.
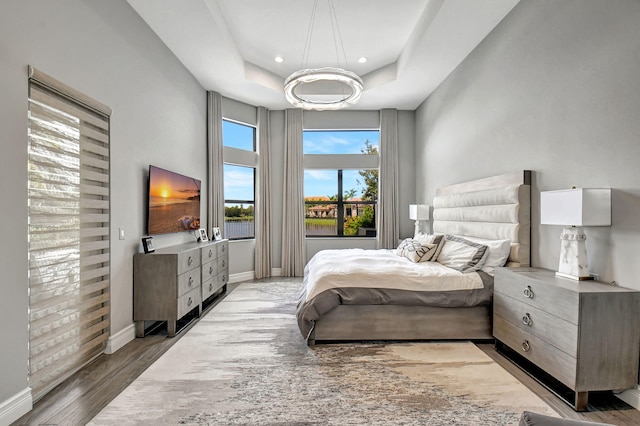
[432,171,531,267]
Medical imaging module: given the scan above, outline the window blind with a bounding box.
[27,67,111,401]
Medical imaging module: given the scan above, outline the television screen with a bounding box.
[147,165,201,235]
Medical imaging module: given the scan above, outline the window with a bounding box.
[223,119,255,151]
[305,169,377,236]
[28,70,110,400]
[303,130,379,237]
[222,120,256,239]
[304,130,379,154]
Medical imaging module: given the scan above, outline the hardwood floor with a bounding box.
[13,281,640,425]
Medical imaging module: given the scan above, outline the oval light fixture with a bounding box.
[284,67,364,111]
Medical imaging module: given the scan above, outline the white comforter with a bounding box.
[301,248,484,304]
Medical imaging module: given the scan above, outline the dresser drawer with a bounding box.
[218,270,228,287]
[202,245,218,263]
[202,277,226,300]
[217,256,227,271]
[494,269,579,324]
[494,292,578,357]
[177,286,201,318]
[177,249,200,274]
[218,240,228,257]
[202,260,217,282]
[177,268,201,296]
[494,316,577,389]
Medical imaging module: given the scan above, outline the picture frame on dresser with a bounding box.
[198,228,208,242]
[212,227,222,241]
[141,236,154,253]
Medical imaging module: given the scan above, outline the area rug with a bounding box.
[89,278,557,425]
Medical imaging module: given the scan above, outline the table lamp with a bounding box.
[409,204,430,237]
[540,188,611,280]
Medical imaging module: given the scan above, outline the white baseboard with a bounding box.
[105,323,136,354]
[271,268,282,276]
[229,269,282,283]
[229,271,255,283]
[0,387,32,426]
[616,385,640,411]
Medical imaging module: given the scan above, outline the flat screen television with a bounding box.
[147,165,201,235]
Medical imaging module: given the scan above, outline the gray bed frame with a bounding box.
[307,170,531,345]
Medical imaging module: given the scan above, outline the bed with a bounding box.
[297,170,531,345]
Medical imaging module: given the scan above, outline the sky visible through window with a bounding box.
[224,164,254,200]
[304,130,379,198]
[223,120,255,151]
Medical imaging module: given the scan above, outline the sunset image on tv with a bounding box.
[148,166,201,235]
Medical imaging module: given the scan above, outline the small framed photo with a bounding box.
[198,228,208,242]
[141,236,154,254]
[212,227,222,241]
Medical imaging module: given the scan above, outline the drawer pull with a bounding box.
[222,275,226,282]
[187,297,193,307]
[209,283,213,291]
[188,276,193,286]
[209,266,213,275]
[222,245,226,252]
[208,249,213,258]
[523,286,534,299]
[522,313,533,326]
[188,256,193,266]
[521,340,531,352]
[222,260,226,267]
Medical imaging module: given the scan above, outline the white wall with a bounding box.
[0,0,206,417]
[415,0,640,289]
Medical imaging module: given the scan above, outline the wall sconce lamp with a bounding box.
[540,187,611,280]
[409,204,430,237]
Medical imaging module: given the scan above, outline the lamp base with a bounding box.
[557,227,592,281]
[555,271,594,281]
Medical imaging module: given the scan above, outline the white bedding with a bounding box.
[302,248,484,304]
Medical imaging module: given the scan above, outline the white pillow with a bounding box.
[396,238,438,263]
[462,236,511,274]
[435,234,489,273]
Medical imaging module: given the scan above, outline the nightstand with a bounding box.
[493,267,640,411]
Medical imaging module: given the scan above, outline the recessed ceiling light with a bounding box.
[358,57,367,64]
[274,56,284,63]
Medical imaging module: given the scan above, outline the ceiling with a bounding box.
[126,0,520,111]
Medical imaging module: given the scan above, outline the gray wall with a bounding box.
[0,0,207,406]
[415,0,640,289]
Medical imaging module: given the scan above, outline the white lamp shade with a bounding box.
[409,204,430,221]
[540,188,611,226]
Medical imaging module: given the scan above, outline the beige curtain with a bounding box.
[207,91,225,236]
[255,106,272,278]
[377,109,399,249]
[281,109,306,276]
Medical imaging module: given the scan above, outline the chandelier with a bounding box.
[284,0,363,110]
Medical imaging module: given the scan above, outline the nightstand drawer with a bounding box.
[494,269,579,324]
[494,292,578,357]
[494,316,577,389]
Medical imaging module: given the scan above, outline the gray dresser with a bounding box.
[134,239,229,337]
[494,267,640,411]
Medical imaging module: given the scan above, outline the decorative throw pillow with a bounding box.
[435,234,489,273]
[396,238,438,263]
[462,236,511,274]
[414,233,445,259]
